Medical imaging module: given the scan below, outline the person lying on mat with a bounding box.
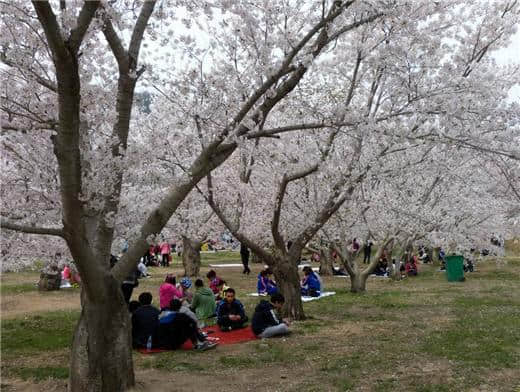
[216,288,248,331]
[191,279,217,327]
[252,293,290,338]
[257,268,278,296]
[132,292,160,349]
[157,299,217,351]
[300,266,321,297]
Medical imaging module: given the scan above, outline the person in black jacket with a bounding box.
[216,288,248,331]
[131,292,159,348]
[251,293,290,338]
[240,243,251,275]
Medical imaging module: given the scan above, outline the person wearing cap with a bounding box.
[179,277,194,304]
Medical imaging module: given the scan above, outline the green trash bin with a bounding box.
[445,255,465,282]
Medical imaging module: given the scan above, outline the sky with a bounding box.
[493,30,520,101]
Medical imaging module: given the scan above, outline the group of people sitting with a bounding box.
[130,271,292,352]
[256,266,322,297]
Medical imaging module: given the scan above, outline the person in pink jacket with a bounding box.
[160,241,171,267]
[159,274,182,310]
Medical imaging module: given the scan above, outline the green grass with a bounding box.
[2,258,520,391]
[200,250,241,265]
[422,300,520,368]
[1,311,79,355]
[1,282,38,295]
[14,366,69,381]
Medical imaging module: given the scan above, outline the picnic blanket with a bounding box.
[248,291,336,302]
[137,325,258,354]
[208,263,244,267]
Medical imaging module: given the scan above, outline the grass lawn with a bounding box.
[1,253,519,391]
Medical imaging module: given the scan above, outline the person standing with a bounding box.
[160,241,171,267]
[240,243,251,275]
[363,240,372,264]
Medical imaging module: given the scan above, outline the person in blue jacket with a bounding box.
[216,288,248,331]
[257,268,278,295]
[300,266,321,297]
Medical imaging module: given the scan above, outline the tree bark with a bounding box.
[251,251,262,264]
[69,278,134,392]
[350,273,368,293]
[318,247,335,276]
[182,236,201,277]
[272,258,305,320]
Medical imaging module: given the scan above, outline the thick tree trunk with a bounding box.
[69,278,134,392]
[251,251,262,264]
[182,236,201,277]
[272,259,305,320]
[350,272,368,293]
[319,248,334,276]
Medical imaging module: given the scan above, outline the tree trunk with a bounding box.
[350,272,368,293]
[251,251,262,264]
[318,248,334,276]
[69,278,134,392]
[272,259,305,320]
[182,236,201,277]
[432,247,440,265]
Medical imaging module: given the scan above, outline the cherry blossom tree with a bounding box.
[1,1,386,389]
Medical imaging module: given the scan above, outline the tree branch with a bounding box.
[1,219,64,238]
[271,165,319,253]
[68,1,100,53]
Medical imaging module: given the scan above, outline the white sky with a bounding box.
[493,30,520,101]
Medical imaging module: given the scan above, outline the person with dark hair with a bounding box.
[206,270,225,298]
[240,243,251,275]
[129,300,141,313]
[257,268,278,296]
[121,267,139,304]
[191,279,217,326]
[252,293,290,338]
[300,266,321,297]
[159,274,183,310]
[352,238,360,252]
[363,240,372,264]
[131,292,160,348]
[216,288,248,331]
[405,254,418,276]
[157,299,217,351]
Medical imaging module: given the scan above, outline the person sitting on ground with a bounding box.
[157,299,217,351]
[216,288,248,331]
[191,279,217,327]
[159,274,183,310]
[132,292,160,348]
[179,277,193,304]
[129,300,142,314]
[170,299,207,341]
[300,266,321,297]
[206,270,225,297]
[137,258,150,278]
[405,255,418,276]
[373,256,388,276]
[251,293,290,338]
[257,268,278,296]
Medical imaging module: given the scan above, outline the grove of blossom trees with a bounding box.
[1,1,519,391]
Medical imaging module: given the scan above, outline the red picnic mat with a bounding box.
[137,325,258,354]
